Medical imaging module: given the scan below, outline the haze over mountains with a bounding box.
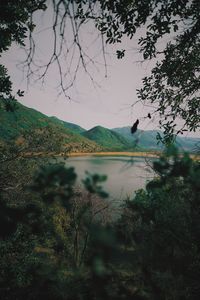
[0,103,199,153]
[112,127,200,152]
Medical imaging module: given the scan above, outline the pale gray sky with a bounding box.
[1,5,199,138]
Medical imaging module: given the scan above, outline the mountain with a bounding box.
[0,103,101,153]
[82,126,134,151]
[1,102,199,154]
[112,127,163,150]
[50,117,85,134]
[113,126,200,152]
[175,136,200,152]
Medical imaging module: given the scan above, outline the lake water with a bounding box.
[64,156,156,203]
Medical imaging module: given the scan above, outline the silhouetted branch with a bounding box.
[20,0,108,98]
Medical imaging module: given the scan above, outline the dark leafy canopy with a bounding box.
[117,148,200,300]
[92,0,200,138]
[0,0,46,110]
[0,0,46,52]
[1,0,200,138]
[2,142,199,300]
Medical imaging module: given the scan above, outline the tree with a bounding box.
[0,146,113,300]
[0,0,46,110]
[1,0,200,138]
[1,0,200,139]
[83,0,200,139]
[99,0,200,138]
[117,147,200,300]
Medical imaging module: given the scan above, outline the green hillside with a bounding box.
[82,126,134,151]
[0,102,101,153]
[1,102,199,154]
[50,117,85,134]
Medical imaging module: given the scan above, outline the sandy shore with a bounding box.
[67,152,200,161]
[67,151,160,158]
[22,151,200,160]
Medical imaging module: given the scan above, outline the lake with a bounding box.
[64,156,156,204]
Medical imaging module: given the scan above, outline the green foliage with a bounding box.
[118,148,200,300]
[1,2,200,298]
[93,0,200,137]
[1,0,200,138]
[83,172,108,199]
[63,0,199,138]
[1,139,200,300]
[0,64,18,111]
[0,0,47,109]
[0,65,11,95]
[0,102,101,153]
[31,163,77,205]
[0,143,112,299]
[1,102,199,153]
[0,0,46,53]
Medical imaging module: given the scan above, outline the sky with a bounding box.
[1,4,199,138]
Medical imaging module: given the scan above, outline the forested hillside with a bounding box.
[1,1,200,299]
[82,125,134,151]
[1,103,199,153]
[0,102,101,153]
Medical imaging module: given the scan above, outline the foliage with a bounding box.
[117,147,200,300]
[1,0,200,138]
[93,0,200,138]
[0,0,46,110]
[1,140,200,300]
[1,2,200,298]
[0,102,101,153]
[83,172,108,199]
[0,0,46,53]
[82,125,135,151]
[0,65,16,111]
[1,102,199,153]
[0,142,111,299]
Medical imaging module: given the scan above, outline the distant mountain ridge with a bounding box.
[0,102,199,153]
[112,127,163,150]
[112,126,200,152]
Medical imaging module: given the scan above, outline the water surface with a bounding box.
[64,156,156,203]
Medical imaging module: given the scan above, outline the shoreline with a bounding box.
[22,151,200,160]
[67,152,200,160]
[67,151,160,158]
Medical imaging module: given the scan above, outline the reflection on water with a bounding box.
[63,156,156,203]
